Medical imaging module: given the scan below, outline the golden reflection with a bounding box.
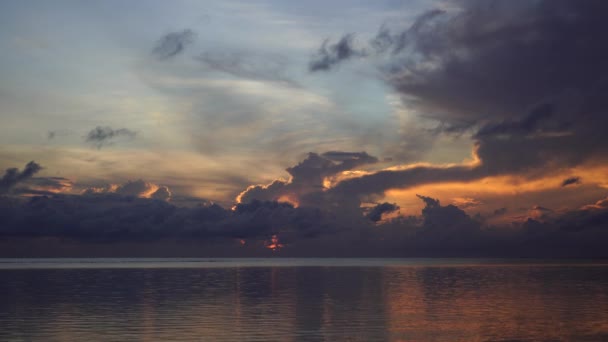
[382,266,608,341]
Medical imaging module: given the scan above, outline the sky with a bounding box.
[1,0,608,257]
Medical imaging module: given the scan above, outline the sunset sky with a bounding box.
[1,0,608,257]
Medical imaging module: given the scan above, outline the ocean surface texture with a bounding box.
[1,258,607,341]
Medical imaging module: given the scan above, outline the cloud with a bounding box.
[525,205,555,221]
[581,197,608,211]
[473,103,558,139]
[304,0,608,202]
[13,176,73,196]
[236,151,378,206]
[309,34,366,72]
[2,188,608,257]
[83,179,171,201]
[47,129,72,140]
[329,163,478,199]
[85,126,137,149]
[0,161,42,194]
[451,197,482,209]
[115,179,156,197]
[151,186,172,201]
[366,202,399,222]
[561,177,581,187]
[152,29,196,60]
[195,51,298,86]
[324,1,608,124]
[416,194,479,234]
[0,194,329,245]
[139,67,334,159]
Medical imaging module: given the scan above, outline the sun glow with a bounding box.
[265,235,284,251]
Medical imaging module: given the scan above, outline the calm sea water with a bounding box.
[1,258,607,342]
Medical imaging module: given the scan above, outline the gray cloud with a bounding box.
[86,126,137,149]
[27,176,70,189]
[309,34,366,72]
[367,202,399,222]
[237,151,378,206]
[0,161,42,194]
[474,103,558,139]
[152,29,196,60]
[114,179,154,197]
[151,186,172,201]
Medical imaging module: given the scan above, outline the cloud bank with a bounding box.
[2,187,608,258]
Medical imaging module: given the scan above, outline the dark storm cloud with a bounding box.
[333,0,608,123]
[0,161,42,194]
[306,0,608,199]
[309,34,366,72]
[561,177,581,187]
[412,195,481,248]
[415,194,478,233]
[0,194,335,244]
[85,126,137,149]
[394,195,608,257]
[473,103,557,139]
[195,51,298,86]
[152,29,196,60]
[385,0,608,120]
[3,191,607,257]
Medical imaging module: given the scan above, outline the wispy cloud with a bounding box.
[85,126,137,149]
[152,29,196,60]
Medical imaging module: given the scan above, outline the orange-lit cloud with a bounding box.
[277,194,299,208]
[378,163,608,216]
[82,180,171,201]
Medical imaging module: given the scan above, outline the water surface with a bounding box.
[1,258,607,341]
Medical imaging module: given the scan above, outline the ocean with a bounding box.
[1,258,607,341]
